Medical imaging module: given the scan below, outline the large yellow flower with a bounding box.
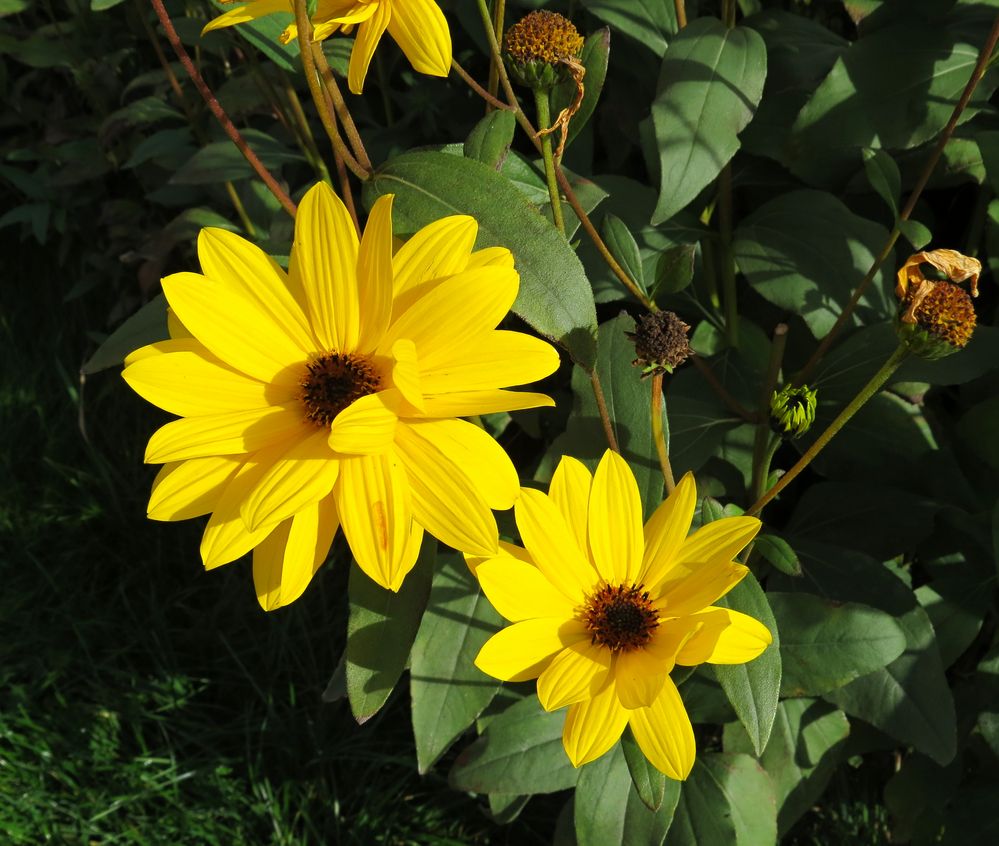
[470,451,772,779]
[123,182,559,608]
[202,0,452,95]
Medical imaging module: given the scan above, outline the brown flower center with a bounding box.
[504,10,584,65]
[300,353,381,427]
[910,282,976,350]
[582,584,659,653]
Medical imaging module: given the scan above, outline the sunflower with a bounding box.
[469,451,772,779]
[202,0,452,95]
[123,182,559,608]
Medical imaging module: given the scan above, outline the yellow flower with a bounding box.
[202,0,452,95]
[123,183,559,608]
[469,451,771,779]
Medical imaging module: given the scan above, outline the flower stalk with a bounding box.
[651,373,675,493]
[535,89,567,235]
[750,323,787,504]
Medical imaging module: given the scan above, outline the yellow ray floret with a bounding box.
[470,451,772,779]
[123,182,560,609]
[202,0,452,94]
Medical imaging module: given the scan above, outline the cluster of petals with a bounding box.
[123,182,559,609]
[202,0,452,94]
[469,450,772,779]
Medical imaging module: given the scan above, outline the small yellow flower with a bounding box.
[469,451,771,779]
[202,0,452,95]
[123,183,559,608]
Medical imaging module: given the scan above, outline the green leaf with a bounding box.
[410,553,502,773]
[650,244,696,298]
[724,698,849,837]
[915,568,993,668]
[537,313,666,518]
[651,18,767,224]
[91,0,126,11]
[621,728,670,812]
[463,110,516,169]
[789,20,999,186]
[364,151,598,368]
[958,396,999,471]
[768,592,907,697]
[899,218,933,250]
[753,534,801,577]
[863,147,901,219]
[733,190,894,338]
[82,296,168,375]
[713,574,781,756]
[578,0,677,56]
[449,697,579,794]
[551,28,611,149]
[124,128,196,170]
[171,129,304,184]
[601,214,646,294]
[344,544,434,723]
[670,754,777,846]
[574,743,678,846]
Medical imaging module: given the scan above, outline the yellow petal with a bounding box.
[335,451,414,591]
[144,405,304,463]
[201,0,288,36]
[464,539,533,576]
[252,497,339,611]
[161,272,308,383]
[475,554,576,621]
[465,246,514,270]
[562,680,629,768]
[124,336,202,367]
[291,183,360,352]
[627,677,695,780]
[537,641,613,712]
[656,559,749,618]
[167,307,192,340]
[420,390,554,418]
[674,607,773,666]
[391,215,477,313]
[200,457,281,569]
[148,456,241,521]
[379,266,519,367]
[390,339,424,411]
[398,418,518,510]
[419,330,560,395]
[640,471,697,587]
[386,0,452,77]
[355,194,394,352]
[549,455,592,556]
[588,450,644,585]
[123,350,288,417]
[614,648,668,710]
[672,516,761,573]
[393,424,498,555]
[328,390,399,455]
[197,227,317,352]
[515,488,598,604]
[347,0,391,94]
[475,618,586,682]
[240,429,340,530]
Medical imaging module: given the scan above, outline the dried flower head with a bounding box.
[770,384,817,439]
[629,311,693,377]
[503,10,584,90]
[895,249,981,359]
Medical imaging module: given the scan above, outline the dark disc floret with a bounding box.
[629,310,693,377]
[300,353,381,427]
[582,583,659,653]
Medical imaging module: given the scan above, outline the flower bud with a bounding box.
[629,311,693,377]
[770,385,817,439]
[503,11,583,91]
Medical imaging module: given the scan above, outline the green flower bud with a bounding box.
[770,385,817,439]
[503,11,583,92]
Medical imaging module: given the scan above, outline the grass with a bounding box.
[0,236,555,845]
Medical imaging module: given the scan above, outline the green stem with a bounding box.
[224,183,257,237]
[534,89,566,236]
[590,370,620,454]
[651,373,675,493]
[749,344,910,516]
[718,164,738,347]
[487,0,506,106]
[750,323,787,502]
[674,0,687,28]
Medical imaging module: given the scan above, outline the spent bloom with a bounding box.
[895,248,981,359]
[123,183,559,608]
[469,451,771,778]
[203,0,451,94]
[629,310,693,378]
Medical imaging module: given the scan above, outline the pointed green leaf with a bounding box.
[621,728,669,812]
[551,27,611,149]
[463,110,516,169]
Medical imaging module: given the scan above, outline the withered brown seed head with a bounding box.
[910,282,976,350]
[582,583,659,653]
[630,310,693,375]
[504,10,584,65]
[300,353,381,427]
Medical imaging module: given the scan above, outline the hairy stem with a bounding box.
[590,370,620,453]
[535,89,566,235]
[749,323,787,504]
[310,42,374,173]
[651,373,675,493]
